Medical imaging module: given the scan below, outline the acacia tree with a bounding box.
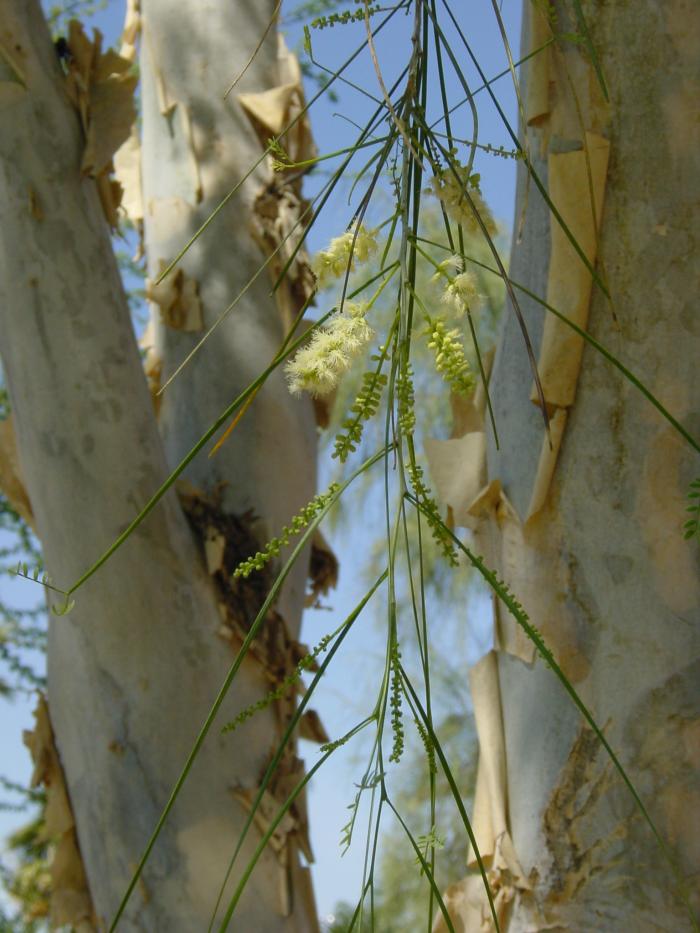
[1,0,699,931]
[0,0,321,929]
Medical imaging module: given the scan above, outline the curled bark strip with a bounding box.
[0,415,36,530]
[23,696,96,932]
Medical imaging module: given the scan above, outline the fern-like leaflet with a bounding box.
[15,562,74,616]
[683,477,700,541]
[333,356,388,462]
[389,641,405,763]
[221,633,332,734]
[406,463,459,566]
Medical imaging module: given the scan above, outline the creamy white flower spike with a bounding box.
[442,271,481,315]
[286,301,373,397]
[432,258,481,316]
[430,160,497,236]
[311,223,378,289]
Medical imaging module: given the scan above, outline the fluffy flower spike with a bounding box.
[286,302,373,397]
[430,160,497,237]
[432,257,482,316]
[311,223,378,289]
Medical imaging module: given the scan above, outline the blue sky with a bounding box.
[2,1,522,925]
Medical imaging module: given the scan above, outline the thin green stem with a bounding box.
[274,133,389,171]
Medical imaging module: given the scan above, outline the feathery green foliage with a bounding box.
[683,478,700,541]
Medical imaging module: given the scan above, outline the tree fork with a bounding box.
[0,1,320,928]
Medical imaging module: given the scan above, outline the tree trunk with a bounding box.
[439,1,699,930]
[0,1,318,929]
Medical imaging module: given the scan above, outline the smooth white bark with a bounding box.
[0,2,317,929]
[139,0,317,631]
[483,2,700,928]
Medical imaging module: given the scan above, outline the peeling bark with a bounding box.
[0,1,320,929]
[443,1,700,930]
[138,1,321,922]
[24,695,96,932]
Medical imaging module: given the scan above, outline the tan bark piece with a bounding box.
[94,48,131,83]
[426,369,498,532]
[138,315,163,413]
[62,22,137,178]
[250,183,315,335]
[238,36,315,168]
[238,83,298,138]
[204,529,226,574]
[61,21,137,230]
[231,761,317,919]
[493,495,537,665]
[468,654,505,864]
[146,260,203,331]
[232,785,297,858]
[433,873,496,933]
[0,416,35,530]
[489,492,591,681]
[23,696,95,931]
[238,82,314,171]
[525,2,552,126]
[65,21,98,124]
[299,709,330,744]
[450,389,484,438]
[306,529,339,606]
[465,479,503,525]
[467,651,526,885]
[524,406,568,521]
[532,133,610,408]
[434,654,527,933]
[113,125,143,226]
[425,432,487,526]
[448,350,492,439]
[50,833,94,929]
[492,592,535,667]
[277,33,302,89]
[238,52,316,170]
[119,0,142,63]
[95,173,124,230]
[270,754,314,865]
